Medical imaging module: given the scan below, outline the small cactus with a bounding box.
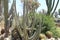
[39,33,46,40]
[46,31,53,38]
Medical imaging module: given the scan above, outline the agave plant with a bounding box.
[8,0,41,40]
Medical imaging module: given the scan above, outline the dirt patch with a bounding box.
[0,20,4,34]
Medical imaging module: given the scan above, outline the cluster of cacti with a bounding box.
[4,0,40,40]
[10,0,41,40]
[0,0,4,22]
[22,0,40,40]
[2,0,60,40]
[46,0,59,16]
[0,0,1,4]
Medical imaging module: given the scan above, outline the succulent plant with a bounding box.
[46,31,53,38]
[46,0,59,16]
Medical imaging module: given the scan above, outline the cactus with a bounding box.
[4,0,9,37]
[0,0,1,4]
[0,0,41,40]
[18,0,40,40]
[11,0,40,40]
[0,0,1,19]
[58,9,60,15]
[46,0,59,16]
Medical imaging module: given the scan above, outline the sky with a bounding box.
[9,0,60,16]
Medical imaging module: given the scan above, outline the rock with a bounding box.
[0,33,5,40]
[58,38,60,40]
[4,35,12,40]
[46,37,55,40]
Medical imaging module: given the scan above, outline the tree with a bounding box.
[22,0,40,40]
[14,0,40,40]
[0,0,1,4]
[29,13,56,33]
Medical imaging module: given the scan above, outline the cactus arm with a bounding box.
[52,0,59,15]
[50,0,55,13]
[47,0,52,15]
[46,0,48,7]
[58,9,60,15]
[28,18,41,40]
[23,0,29,40]
[4,0,9,37]
[45,0,48,9]
[46,0,51,15]
[28,26,40,40]
[28,32,37,40]
[16,25,24,37]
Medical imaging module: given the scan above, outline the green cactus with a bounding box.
[22,0,29,40]
[0,0,1,16]
[46,0,59,16]
[4,0,9,37]
[22,0,40,40]
[11,0,40,40]
[0,0,1,4]
[58,9,60,15]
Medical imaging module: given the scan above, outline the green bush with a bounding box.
[51,27,60,37]
[28,13,60,37]
[39,14,56,33]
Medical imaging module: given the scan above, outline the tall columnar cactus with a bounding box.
[11,0,40,40]
[4,0,9,37]
[11,0,41,40]
[46,0,59,16]
[21,0,40,40]
[58,9,60,15]
[0,2,1,15]
[0,0,1,4]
